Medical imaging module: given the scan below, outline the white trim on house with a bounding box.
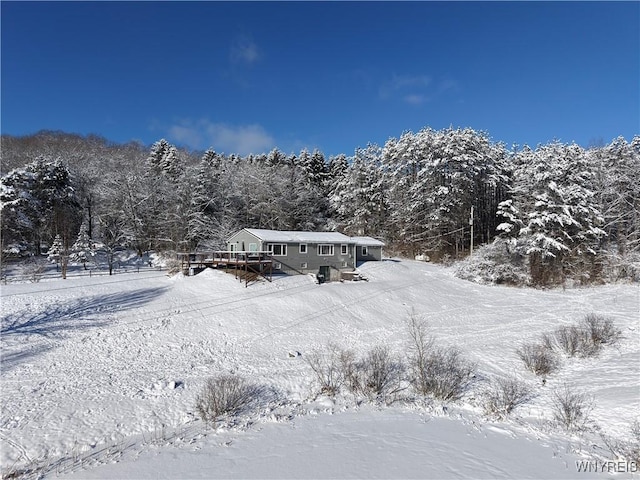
[318,244,334,256]
[267,244,287,256]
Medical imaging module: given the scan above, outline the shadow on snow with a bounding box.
[1,287,167,369]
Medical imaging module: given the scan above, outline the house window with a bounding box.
[249,243,258,252]
[341,261,348,267]
[318,244,334,256]
[362,246,368,256]
[268,244,287,256]
[340,244,348,255]
[301,262,308,269]
[299,244,307,254]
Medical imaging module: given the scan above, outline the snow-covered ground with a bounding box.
[1,259,638,478]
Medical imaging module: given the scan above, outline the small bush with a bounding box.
[406,314,475,401]
[581,314,621,348]
[540,331,556,352]
[552,384,593,431]
[483,376,535,419]
[345,346,405,399]
[600,419,640,465]
[553,325,589,357]
[538,315,620,361]
[19,258,47,282]
[305,343,348,396]
[627,420,640,464]
[361,346,403,396]
[195,374,259,424]
[308,344,405,400]
[516,342,559,376]
[413,347,476,401]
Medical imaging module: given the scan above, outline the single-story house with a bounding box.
[226,228,384,281]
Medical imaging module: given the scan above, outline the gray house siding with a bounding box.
[227,230,263,253]
[356,245,382,263]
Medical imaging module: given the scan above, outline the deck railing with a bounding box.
[177,251,274,286]
[177,251,273,264]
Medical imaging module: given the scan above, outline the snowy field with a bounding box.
[1,258,638,479]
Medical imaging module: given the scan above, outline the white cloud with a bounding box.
[168,124,203,148]
[166,119,275,156]
[390,74,431,91]
[404,94,428,106]
[230,36,260,65]
[379,74,431,100]
[379,74,457,106]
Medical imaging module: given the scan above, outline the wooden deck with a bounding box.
[177,251,274,287]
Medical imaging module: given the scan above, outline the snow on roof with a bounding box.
[244,228,351,243]
[350,236,385,247]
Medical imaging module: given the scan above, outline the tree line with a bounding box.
[1,128,638,284]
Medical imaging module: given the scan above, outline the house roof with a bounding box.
[244,228,351,243]
[239,229,386,247]
[350,236,386,247]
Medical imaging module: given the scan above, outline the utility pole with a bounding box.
[469,205,474,256]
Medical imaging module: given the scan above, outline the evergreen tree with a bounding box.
[331,144,388,236]
[70,223,94,269]
[498,142,606,284]
[1,156,80,255]
[47,234,64,271]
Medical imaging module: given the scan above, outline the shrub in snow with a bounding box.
[483,376,535,419]
[305,343,349,396]
[544,315,621,359]
[158,251,183,275]
[342,346,405,400]
[552,384,593,431]
[412,347,476,401]
[552,325,591,358]
[628,420,640,464]
[359,346,404,398]
[581,313,621,349]
[18,258,47,283]
[601,419,640,466]
[454,239,530,286]
[516,342,559,376]
[195,374,260,424]
[307,344,406,401]
[406,314,475,401]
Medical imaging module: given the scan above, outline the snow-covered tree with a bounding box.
[1,156,80,255]
[382,127,508,257]
[47,234,64,270]
[590,136,640,256]
[70,223,94,270]
[185,150,226,249]
[331,144,388,237]
[147,139,184,179]
[497,142,606,284]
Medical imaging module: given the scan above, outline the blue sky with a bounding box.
[2,1,638,157]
